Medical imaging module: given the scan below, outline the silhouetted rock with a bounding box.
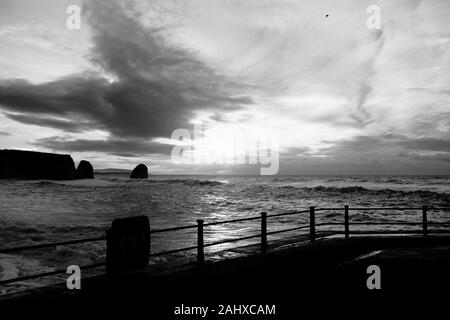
[130,164,148,179]
[76,160,94,179]
[0,149,76,180]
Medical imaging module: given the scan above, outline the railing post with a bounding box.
[309,206,316,242]
[422,205,428,236]
[197,219,205,264]
[261,212,267,253]
[344,205,350,238]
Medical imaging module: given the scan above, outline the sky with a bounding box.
[0,0,449,175]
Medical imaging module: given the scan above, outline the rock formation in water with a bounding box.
[76,160,94,179]
[130,164,148,179]
[0,149,77,180]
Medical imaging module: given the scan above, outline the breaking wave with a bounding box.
[28,178,226,188]
[145,179,226,186]
[306,185,449,196]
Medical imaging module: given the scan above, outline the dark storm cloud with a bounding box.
[0,74,113,130]
[0,0,250,152]
[34,136,172,157]
[5,112,95,133]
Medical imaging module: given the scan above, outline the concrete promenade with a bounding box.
[1,235,449,318]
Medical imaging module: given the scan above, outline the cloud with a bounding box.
[5,112,96,133]
[0,0,250,144]
[320,134,450,161]
[349,30,384,128]
[409,152,450,163]
[34,136,172,157]
[282,146,312,159]
[399,138,450,153]
[320,135,392,157]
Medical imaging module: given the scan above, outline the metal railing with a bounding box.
[1,205,449,286]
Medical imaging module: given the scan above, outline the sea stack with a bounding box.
[0,149,76,180]
[130,164,148,179]
[76,160,94,179]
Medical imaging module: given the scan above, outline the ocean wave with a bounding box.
[308,185,449,196]
[31,179,118,188]
[274,185,450,198]
[28,178,226,188]
[0,221,105,249]
[32,181,63,187]
[311,186,370,193]
[145,179,226,186]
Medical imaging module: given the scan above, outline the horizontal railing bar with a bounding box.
[348,222,422,225]
[316,222,450,226]
[324,229,450,234]
[348,207,448,211]
[266,210,311,218]
[316,222,343,226]
[316,207,450,211]
[204,209,311,225]
[349,230,423,234]
[0,236,107,254]
[0,262,105,285]
[150,225,197,234]
[317,207,423,211]
[149,245,199,257]
[203,216,261,226]
[204,234,261,248]
[321,229,449,234]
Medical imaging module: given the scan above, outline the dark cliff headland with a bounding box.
[0,149,92,180]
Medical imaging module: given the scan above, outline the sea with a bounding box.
[1,174,449,293]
